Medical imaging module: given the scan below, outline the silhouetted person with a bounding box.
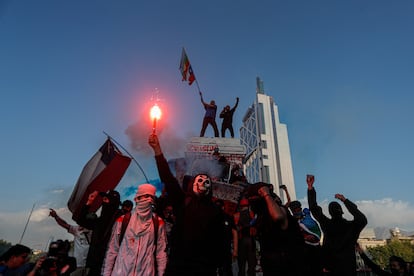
[149,133,225,276]
[78,190,122,276]
[307,174,367,276]
[247,182,306,276]
[199,91,219,137]
[233,198,256,276]
[220,97,239,138]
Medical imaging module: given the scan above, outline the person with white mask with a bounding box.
[148,133,225,276]
[102,184,167,276]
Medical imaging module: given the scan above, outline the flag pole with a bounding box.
[194,78,201,93]
[181,47,202,93]
[103,131,149,183]
[19,203,35,244]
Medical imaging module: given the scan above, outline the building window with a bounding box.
[263,166,270,183]
[258,103,266,134]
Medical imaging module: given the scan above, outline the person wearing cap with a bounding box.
[148,133,225,276]
[103,184,167,276]
[307,174,367,276]
[77,190,122,276]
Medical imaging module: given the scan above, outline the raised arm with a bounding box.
[148,134,185,205]
[336,193,367,229]
[258,185,288,229]
[49,208,70,231]
[231,97,239,111]
[355,243,387,276]
[199,91,206,105]
[280,185,291,206]
[306,175,326,222]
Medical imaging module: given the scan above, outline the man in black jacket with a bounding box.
[307,174,367,276]
[149,133,225,276]
[78,190,122,276]
[219,97,239,138]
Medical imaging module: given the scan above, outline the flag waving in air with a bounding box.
[179,48,196,86]
[68,138,132,222]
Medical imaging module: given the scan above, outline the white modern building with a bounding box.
[240,77,296,201]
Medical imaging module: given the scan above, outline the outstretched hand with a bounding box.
[335,194,346,202]
[306,174,315,189]
[49,208,57,218]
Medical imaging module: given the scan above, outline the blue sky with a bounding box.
[1,1,414,249]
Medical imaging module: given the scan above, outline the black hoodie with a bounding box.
[155,154,225,276]
[78,191,121,276]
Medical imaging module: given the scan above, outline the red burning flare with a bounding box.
[150,104,162,133]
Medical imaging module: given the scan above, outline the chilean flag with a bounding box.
[68,138,131,222]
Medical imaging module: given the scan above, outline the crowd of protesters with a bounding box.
[4,133,414,276]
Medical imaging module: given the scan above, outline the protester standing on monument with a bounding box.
[199,91,219,137]
[220,97,239,138]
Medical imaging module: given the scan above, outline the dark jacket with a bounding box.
[78,200,121,276]
[256,203,306,276]
[155,154,225,276]
[308,188,367,276]
[219,99,238,126]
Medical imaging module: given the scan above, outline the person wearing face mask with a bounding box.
[307,175,367,276]
[148,133,226,276]
[103,184,167,276]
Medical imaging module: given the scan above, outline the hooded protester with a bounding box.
[78,190,122,276]
[103,184,167,276]
[307,175,367,276]
[148,133,225,276]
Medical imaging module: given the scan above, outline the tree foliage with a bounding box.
[367,240,414,269]
[0,239,13,257]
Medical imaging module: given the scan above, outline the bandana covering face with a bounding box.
[193,174,211,195]
[130,196,155,236]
